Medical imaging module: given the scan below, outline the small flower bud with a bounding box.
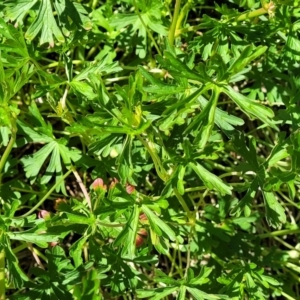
[38,210,51,220]
[54,198,67,211]
[49,241,58,247]
[135,228,147,248]
[92,178,107,192]
[138,228,147,237]
[135,235,144,247]
[139,213,148,221]
[109,177,119,189]
[126,183,135,194]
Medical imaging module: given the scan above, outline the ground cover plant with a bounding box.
[0,0,300,299]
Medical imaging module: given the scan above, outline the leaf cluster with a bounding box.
[1,0,300,299]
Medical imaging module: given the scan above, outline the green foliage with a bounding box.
[0,0,300,299]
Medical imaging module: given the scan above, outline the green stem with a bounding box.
[269,286,296,300]
[31,246,48,264]
[18,168,73,218]
[93,193,101,211]
[137,135,169,182]
[273,236,299,251]
[12,242,28,254]
[0,120,17,185]
[235,7,268,21]
[211,252,225,268]
[176,2,275,37]
[175,23,207,37]
[278,191,299,209]
[92,0,98,9]
[0,249,4,300]
[167,251,184,277]
[184,233,191,278]
[42,60,84,69]
[173,188,193,221]
[168,248,177,276]
[168,0,181,46]
[97,221,125,228]
[208,162,233,172]
[184,186,207,193]
[234,1,275,22]
[0,121,17,299]
[105,76,129,83]
[11,187,63,198]
[132,0,162,56]
[258,229,300,239]
[175,0,192,31]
